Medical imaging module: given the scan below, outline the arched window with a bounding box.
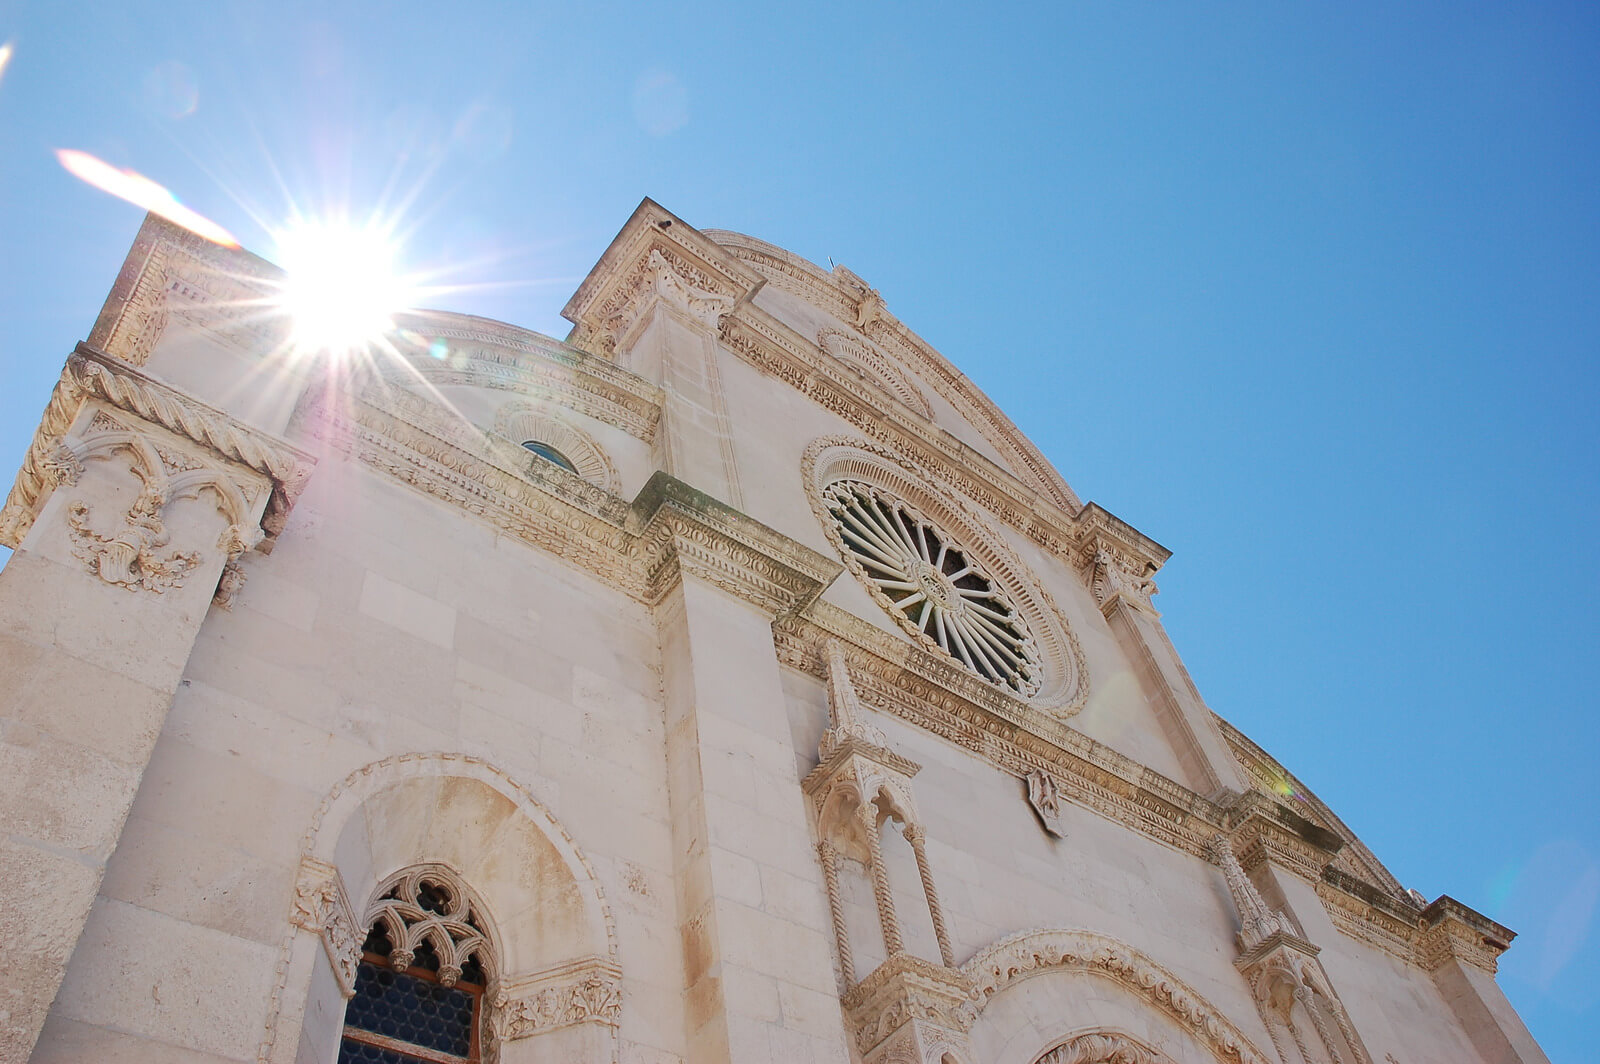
[340,866,495,1064]
[520,440,577,474]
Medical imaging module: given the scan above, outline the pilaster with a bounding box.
[639,477,851,1064]
[0,347,313,1061]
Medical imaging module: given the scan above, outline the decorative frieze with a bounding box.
[495,957,623,1039]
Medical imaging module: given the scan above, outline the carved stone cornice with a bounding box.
[1073,506,1170,618]
[1218,718,1406,898]
[86,213,286,366]
[778,605,1220,861]
[1223,798,1346,884]
[493,956,623,1040]
[704,228,1083,515]
[775,609,1480,976]
[561,199,765,356]
[842,952,975,1059]
[1415,896,1513,974]
[962,929,1274,1064]
[290,858,362,999]
[385,310,663,443]
[0,345,315,550]
[631,472,842,616]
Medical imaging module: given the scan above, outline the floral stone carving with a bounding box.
[66,489,201,593]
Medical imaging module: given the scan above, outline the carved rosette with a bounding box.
[492,957,623,1041]
[291,858,362,998]
[803,435,1088,717]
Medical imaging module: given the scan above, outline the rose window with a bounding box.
[823,481,1040,694]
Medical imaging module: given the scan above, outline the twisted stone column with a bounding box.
[861,805,903,956]
[816,839,855,985]
[904,823,954,967]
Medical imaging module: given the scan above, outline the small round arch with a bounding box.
[492,402,620,493]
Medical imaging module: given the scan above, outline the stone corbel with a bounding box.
[290,858,363,999]
[492,956,623,1041]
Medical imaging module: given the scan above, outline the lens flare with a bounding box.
[56,149,238,247]
[270,219,416,355]
[0,42,14,86]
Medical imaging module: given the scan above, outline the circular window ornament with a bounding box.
[823,480,1042,695]
[804,436,1088,716]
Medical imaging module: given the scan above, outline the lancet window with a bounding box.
[340,866,496,1064]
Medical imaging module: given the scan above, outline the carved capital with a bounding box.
[0,346,315,551]
[290,858,362,998]
[493,956,622,1040]
[1415,897,1511,974]
[633,472,842,617]
[843,953,975,1060]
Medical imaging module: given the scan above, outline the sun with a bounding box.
[270,218,415,355]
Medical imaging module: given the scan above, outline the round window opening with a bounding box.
[823,480,1041,694]
[521,440,577,474]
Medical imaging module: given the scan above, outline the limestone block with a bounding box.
[52,898,279,1060]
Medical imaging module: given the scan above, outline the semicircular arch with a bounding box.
[492,401,621,493]
[963,929,1274,1064]
[303,752,617,977]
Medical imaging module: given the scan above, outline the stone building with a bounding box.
[0,201,1549,1064]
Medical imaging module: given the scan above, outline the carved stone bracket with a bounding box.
[493,956,622,1040]
[290,858,362,999]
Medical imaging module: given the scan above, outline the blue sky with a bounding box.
[1,2,1595,1058]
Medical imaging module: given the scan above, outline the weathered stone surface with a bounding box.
[1,206,1547,1064]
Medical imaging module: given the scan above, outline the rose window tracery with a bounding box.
[823,480,1041,694]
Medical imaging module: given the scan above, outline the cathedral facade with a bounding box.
[0,202,1548,1064]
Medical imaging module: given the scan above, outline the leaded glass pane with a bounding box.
[344,961,475,1057]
